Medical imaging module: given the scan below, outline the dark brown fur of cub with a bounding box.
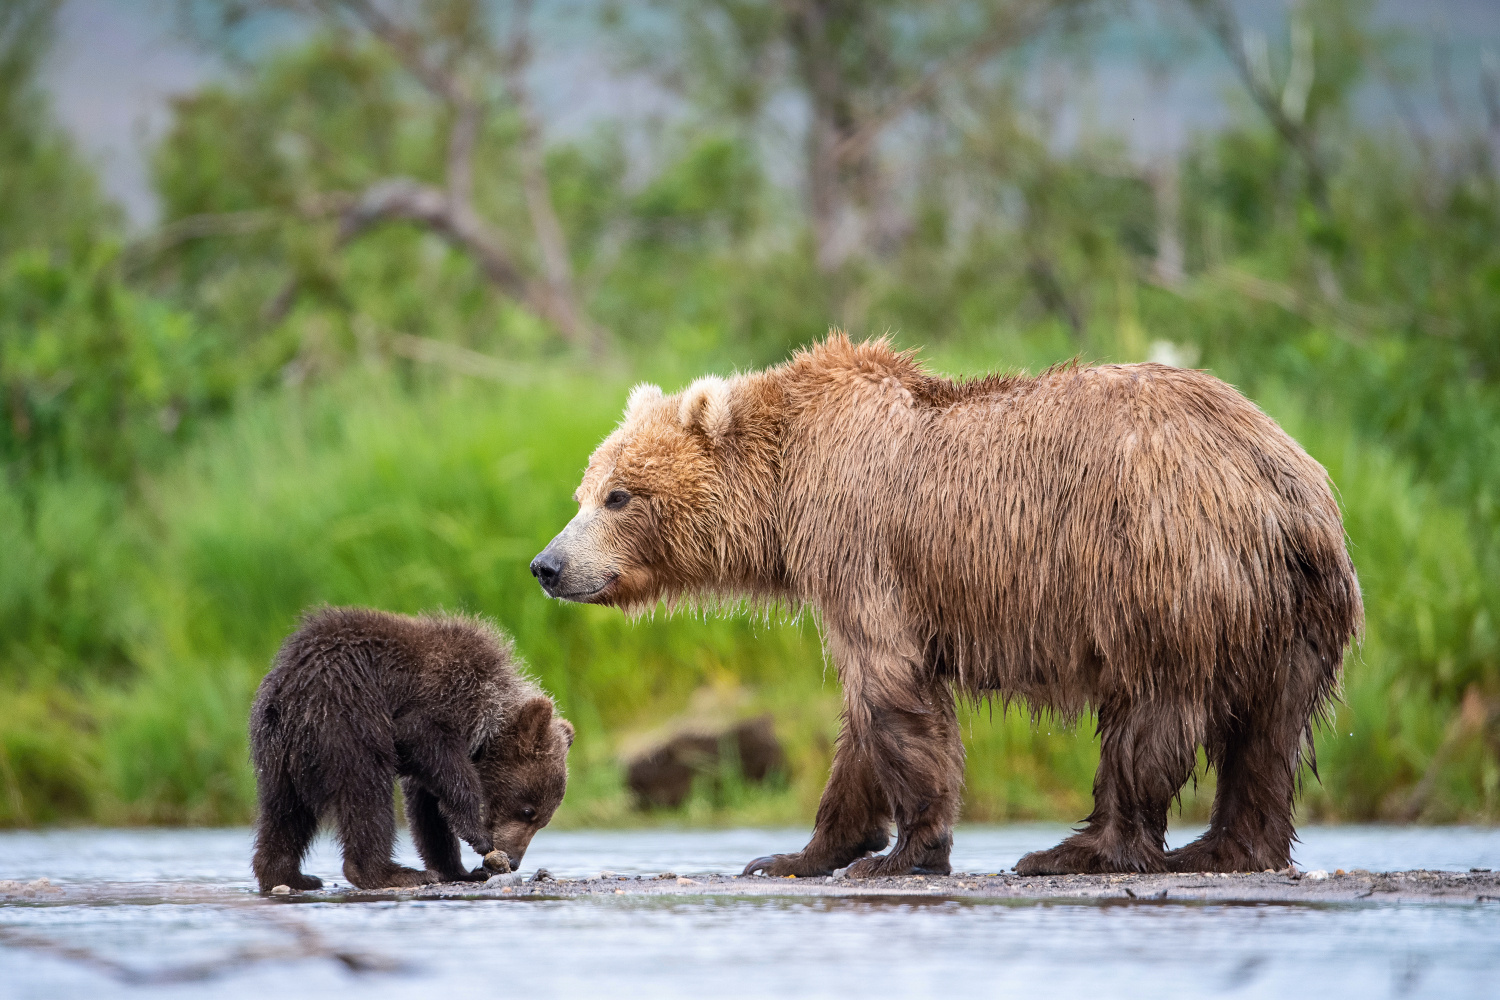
[533,334,1363,878]
[250,607,573,892]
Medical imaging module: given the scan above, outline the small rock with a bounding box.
[483,850,512,874]
[1335,869,1347,876]
[1306,869,1330,881]
[676,876,697,886]
[270,884,292,895]
[654,872,678,880]
[530,869,554,883]
[484,873,522,889]
[614,888,626,894]
[599,870,617,879]
[830,867,850,881]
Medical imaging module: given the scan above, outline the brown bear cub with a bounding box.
[250,607,573,893]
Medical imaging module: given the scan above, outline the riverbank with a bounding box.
[4,828,1499,998]
[6,866,1498,908]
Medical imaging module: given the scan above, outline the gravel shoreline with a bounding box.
[5,868,1498,906]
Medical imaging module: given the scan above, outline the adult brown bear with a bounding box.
[531,335,1362,877]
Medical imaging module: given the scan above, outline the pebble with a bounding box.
[0,878,61,898]
[270,884,292,895]
[530,869,554,883]
[676,876,698,886]
[1306,869,1330,880]
[484,873,523,889]
[830,867,850,881]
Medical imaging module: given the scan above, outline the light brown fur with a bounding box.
[532,334,1363,876]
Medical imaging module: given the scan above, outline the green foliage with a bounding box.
[1,0,1498,829]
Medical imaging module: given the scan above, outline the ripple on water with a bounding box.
[1,826,1498,999]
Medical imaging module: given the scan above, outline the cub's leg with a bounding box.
[394,724,493,858]
[251,763,324,892]
[336,766,434,890]
[402,779,486,883]
[1016,696,1198,875]
[742,718,893,876]
[1167,644,1330,873]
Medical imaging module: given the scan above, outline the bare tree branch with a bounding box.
[1185,0,1329,209]
[832,0,1057,171]
[331,0,465,105]
[498,0,593,349]
[229,0,600,347]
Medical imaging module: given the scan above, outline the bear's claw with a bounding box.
[844,853,950,879]
[742,854,833,877]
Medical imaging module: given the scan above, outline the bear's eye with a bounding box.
[520,806,537,822]
[604,489,630,511]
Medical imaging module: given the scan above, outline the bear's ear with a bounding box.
[624,383,663,419]
[555,718,575,749]
[512,696,555,751]
[677,375,734,446]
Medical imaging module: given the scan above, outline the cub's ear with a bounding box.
[624,383,663,419]
[555,718,576,749]
[677,375,733,446]
[512,696,555,750]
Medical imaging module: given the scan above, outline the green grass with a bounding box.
[1,358,1495,828]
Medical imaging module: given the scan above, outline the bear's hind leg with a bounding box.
[1016,698,1198,875]
[1167,645,1329,873]
[403,779,485,882]
[336,772,436,890]
[252,765,324,893]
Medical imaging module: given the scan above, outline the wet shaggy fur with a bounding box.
[250,608,573,892]
[532,334,1363,877]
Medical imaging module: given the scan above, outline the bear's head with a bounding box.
[477,695,574,867]
[530,374,780,611]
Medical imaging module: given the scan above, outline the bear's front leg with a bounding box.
[396,727,494,859]
[402,778,487,882]
[840,688,963,878]
[742,723,892,877]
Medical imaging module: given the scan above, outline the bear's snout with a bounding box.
[530,550,565,592]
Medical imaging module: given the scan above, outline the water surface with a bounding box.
[2,826,1497,999]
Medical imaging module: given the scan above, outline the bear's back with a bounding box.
[253,608,520,756]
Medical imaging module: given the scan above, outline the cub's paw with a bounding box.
[742,853,833,878]
[371,866,438,889]
[260,872,322,893]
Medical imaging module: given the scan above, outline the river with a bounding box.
[2,825,1498,998]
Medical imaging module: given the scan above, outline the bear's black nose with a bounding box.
[530,552,564,589]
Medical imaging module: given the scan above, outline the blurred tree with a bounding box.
[0,0,119,257]
[159,0,599,351]
[626,0,1096,277]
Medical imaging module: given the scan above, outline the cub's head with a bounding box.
[530,375,777,610]
[477,695,574,867]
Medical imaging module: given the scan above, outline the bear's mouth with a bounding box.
[559,573,619,603]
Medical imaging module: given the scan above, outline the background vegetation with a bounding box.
[1,0,1498,829]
